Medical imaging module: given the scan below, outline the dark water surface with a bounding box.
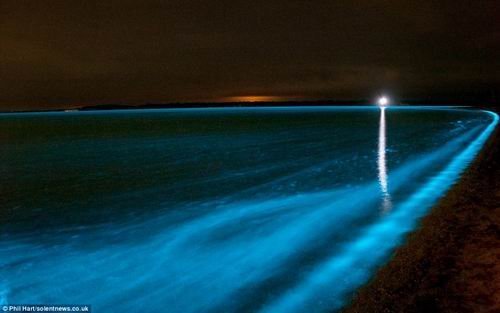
[0,107,497,312]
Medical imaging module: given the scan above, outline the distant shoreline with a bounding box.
[343,107,500,312]
[1,100,497,114]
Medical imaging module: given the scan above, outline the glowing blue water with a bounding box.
[0,107,497,312]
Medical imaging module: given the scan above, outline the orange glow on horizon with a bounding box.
[222,96,284,102]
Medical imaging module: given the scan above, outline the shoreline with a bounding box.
[1,102,494,114]
[343,108,500,312]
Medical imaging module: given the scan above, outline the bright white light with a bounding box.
[378,96,389,106]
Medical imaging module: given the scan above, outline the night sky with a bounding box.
[1,0,499,110]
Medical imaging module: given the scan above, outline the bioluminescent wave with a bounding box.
[0,107,497,312]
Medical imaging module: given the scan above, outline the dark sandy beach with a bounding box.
[344,108,500,313]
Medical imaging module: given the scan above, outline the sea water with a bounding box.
[0,106,497,312]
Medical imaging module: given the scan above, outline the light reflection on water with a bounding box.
[0,107,497,313]
[377,107,392,211]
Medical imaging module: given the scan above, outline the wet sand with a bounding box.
[344,108,500,313]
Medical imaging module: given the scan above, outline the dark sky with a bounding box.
[1,0,499,110]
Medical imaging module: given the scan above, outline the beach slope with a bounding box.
[344,109,500,313]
